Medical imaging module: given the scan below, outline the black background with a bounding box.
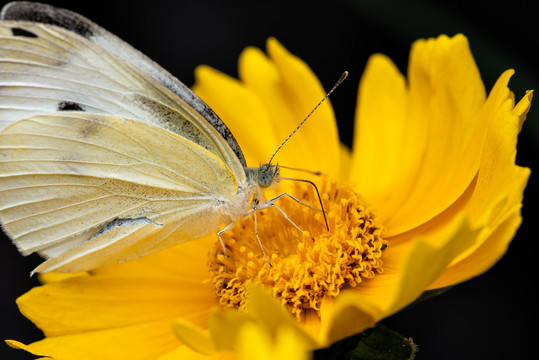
[1,1,537,359]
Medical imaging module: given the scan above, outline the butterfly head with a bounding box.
[245,163,279,189]
[257,163,279,188]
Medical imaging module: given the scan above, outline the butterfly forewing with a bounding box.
[0,20,245,179]
[1,1,247,170]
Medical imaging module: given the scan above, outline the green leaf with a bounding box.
[314,324,416,360]
[346,325,416,360]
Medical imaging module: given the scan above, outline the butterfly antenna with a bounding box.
[279,165,323,176]
[267,71,348,165]
[279,176,330,231]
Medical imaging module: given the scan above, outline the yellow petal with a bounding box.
[174,313,312,359]
[206,308,253,351]
[245,284,317,348]
[207,285,317,351]
[193,64,279,167]
[429,207,522,289]
[7,319,182,360]
[382,215,478,314]
[350,53,408,220]
[240,38,340,174]
[238,45,294,144]
[267,38,340,174]
[320,213,479,345]
[237,323,274,360]
[356,35,490,237]
[428,73,532,288]
[157,345,231,360]
[92,235,214,280]
[17,275,214,337]
[338,143,352,179]
[238,45,302,170]
[465,71,531,227]
[395,34,488,234]
[318,292,377,346]
[38,272,88,284]
[514,90,533,130]
[237,322,311,360]
[173,318,217,355]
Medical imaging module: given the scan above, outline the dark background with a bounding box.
[1,0,537,359]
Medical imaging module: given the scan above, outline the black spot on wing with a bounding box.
[1,2,93,38]
[58,101,85,112]
[11,27,37,37]
[133,62,248,168]
[91,217,160,241]
[132,95,206,146]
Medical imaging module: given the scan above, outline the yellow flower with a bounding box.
[8,34,531,359]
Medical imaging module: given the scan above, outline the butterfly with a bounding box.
[0,1,299,274]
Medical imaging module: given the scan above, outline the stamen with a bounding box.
[208,178,387,320]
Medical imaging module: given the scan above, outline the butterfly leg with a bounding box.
[258,192,320,241]
[252,208,272,267]
[262,192,321,212]
[216,192,320,267]
[268,202,304,233]
[216,213,272,267]
[217,223,235,258]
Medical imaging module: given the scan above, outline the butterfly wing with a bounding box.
[0,112,240,272]
[0,3,252,272]
[0,2,246,178]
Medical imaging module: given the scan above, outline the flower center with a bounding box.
[208,178,387,320]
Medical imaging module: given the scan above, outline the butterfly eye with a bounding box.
[258,166,275,187]
[258,171,273,187]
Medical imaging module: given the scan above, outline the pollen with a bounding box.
[208,178,387,320]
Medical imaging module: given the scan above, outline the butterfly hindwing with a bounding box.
[0,112,239,272]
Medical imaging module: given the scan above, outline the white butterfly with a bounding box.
[0,2,292,273]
